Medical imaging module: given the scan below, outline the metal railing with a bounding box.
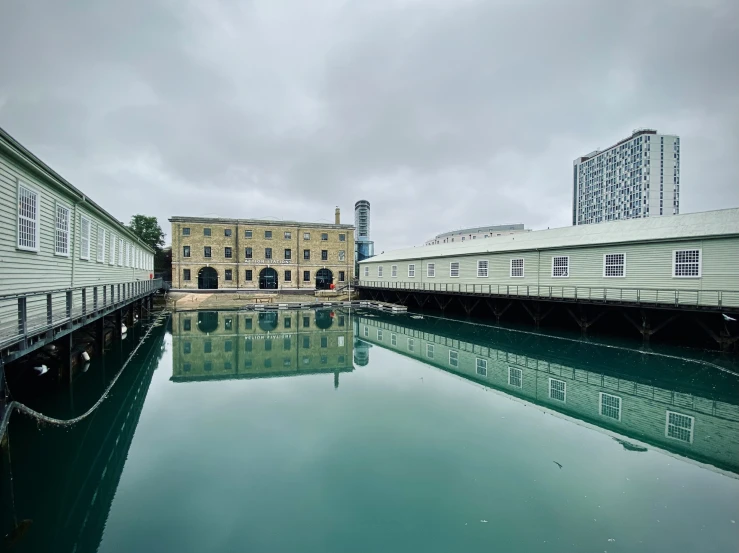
[0,279,163,351]
[356,281,739,308]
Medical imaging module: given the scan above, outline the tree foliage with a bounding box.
[128,215,165,252]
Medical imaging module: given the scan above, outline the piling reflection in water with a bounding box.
[354,310,739,475]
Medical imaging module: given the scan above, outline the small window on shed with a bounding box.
[552,256,569,278]
[604,254,625,277]
[427,263,435,277]
[408,264,415,277]
[378,266,383,277]
[55,203,71,256]
[80,216,91,260]
[510,258,524,278]
[449,262,460,277]
[18,183,40,252]
[477,260,488,278]
[673,250,701,278]
[391,265,397,277]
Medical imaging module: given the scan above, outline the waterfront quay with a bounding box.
[357,209,739,350]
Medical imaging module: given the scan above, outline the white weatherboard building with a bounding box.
[573,129,680,225]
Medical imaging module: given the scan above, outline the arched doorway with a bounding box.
[315,309,334,330]
[316,268,333,290]
[198,267,218,289]
[198,311,219,333]
[258,312,279,332]
[259,268,278,289]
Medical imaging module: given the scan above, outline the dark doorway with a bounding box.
[315,309,334,330]
[198,267,218,289]
[258,312,279,332]
[316,268,333,290]
[259,267,278,289]
[198,311,219,333]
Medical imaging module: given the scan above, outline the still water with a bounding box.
[2,308,739,553]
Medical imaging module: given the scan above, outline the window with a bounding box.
[552,256,569,278]
[407,338,414,352]
[408,264,415,277]
[97,226,105,262]
[364,326,369,337]
[673,249,701,278]
[284,318,292,329]
[303,232,310,240]
[378,266,383,277]
[427,263,435,277]
[303,316,310,328]
[203,228,211,236]
[665,411,694,443]
[183,342,191,354]
[508,367,522,388]
[265,230,272,239]
[265,248,272,259]
[476,358,487,376]
[285,270,292,281]
[339,233,346,241]
[17,183,40,251]
[245,269,253,281]
[450,262,460,277]
[245,230,253,238]
[449,350,459,367]
[339,271,345,282]
[477,260,488,278]
[224,228,232,237]
[245,247,253,259]
[225,247,232,258]
[599,393,622,421]
[109,234,116,265]
[118,238,124,265]
[510,258,524,278]
[284,231,292,239]
[183,269,191,281]
[204,341,212,353]
[284,248,292,260]
[265,339,272,351]
[549,378,566,402]
[75,216,91,261]
[426,344,434,358]
[182,227,190,236]
[303,249,310,260]
[204,246,212,258]
[225,269,232,281]
[321,250,328,261]
[183,246,191,258]
[391,334,397,346]
[54,203,71,256]
[183,319,191,331]
[391,265,398,277]
[321,233,328,241]
[364,266,369,277]
[338,250,345,261]
[604,253,625,277]
[303,336,310,349]
[303,270,310,282]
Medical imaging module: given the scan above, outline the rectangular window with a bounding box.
[225,247,232,258]
[339,271,345,282]
[364,266,369,277]
[284,248,292,260]
[204,228,211,236]
[391,265,398,277]
[183,319,191,331]
[284,231,292,239]
[321,233,328,241]
[510,258,524,278]
[321,250,328,261]
[426,344,434,358]
[552,256,569,278]
[55,203,71,256]
[109,234,116,265]
[476,358,487,376]
[378,266,383,277]
[321,336,328,348]
[338,250,345,261]
[127,242,132,267]
[450,262,460,277]
[408,264,415,277]
[302,249,311,260]
[265,248,272,259]
[303,316,311,328]
[183,342,191,354]
[204,341,212,353]
[225,269,232,281]
[245,317,253,329]
[303,270,310,282]
[97,226,105,262]
[80,216,92,260]
[449,350,459,367]
[407,338,414,352]
[604,253,625,277]
[549,378,566,402]
[183,246,191,258]
[477,260,488,278]
[284,270,292,282]
[508,367,522,388]
[339,233,346,242]
[427,263,435,277]
[391,334,397,346]
[183,269,191,281]
[265,230,272,239]
[245,269,253,280]
[245,247,253,259]
[17,183,40,251]
[204,246,212,258]
[182,227,190,236]
[284,317,292,329]
[665,411,694,443]
[599,393,622,421]
[245,230,253,238]
[303,232,310,240]
[673,249,701,278]
[377,329,383,340]
[118,238,124,265]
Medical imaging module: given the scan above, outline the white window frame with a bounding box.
[508,367,522,388]
[378,266,383,278]
[665,410,694,443]
[54,201,71,257]
[364,326,368,337]
[364,266,369,277]
[97,226,106,263]
[80,215,91,260]
[427,263,435,278]
[391,265,397,278]
[599,392,622,421]
[510,258,524,278]
[449,350,459,367]
[377,329,383,340]
[118,238,124,266]
[477,260,488,278]
[672,249,702,278]
[109,234,116,265]
[407,337,414,352]
[449,262,460,278]
[391,334,397,346]
[476,358,487,376]
[552,256,570,278]
[426,343,434,358]
[17,182,41,252]
[603,253,625,278]
[408,264,415,278]
[548,378,566,402]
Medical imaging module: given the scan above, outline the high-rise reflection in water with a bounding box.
[353,310,739,475]
[171,309,354,387]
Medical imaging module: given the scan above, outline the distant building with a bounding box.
[354,199,375,277]
[424,223,530,246]
[573,129,680,225]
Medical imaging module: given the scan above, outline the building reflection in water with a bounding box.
[353,310,739,476]
[171,308,354,388]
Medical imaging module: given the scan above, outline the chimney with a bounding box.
[335,206,340,225]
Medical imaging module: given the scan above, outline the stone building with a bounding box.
[169,210,354,290]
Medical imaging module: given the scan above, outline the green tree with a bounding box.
[128,215,165,252]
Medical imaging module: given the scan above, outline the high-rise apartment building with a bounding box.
[572,129,680,225]
[355,200,371,241]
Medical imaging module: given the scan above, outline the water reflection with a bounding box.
[354,310,739,475]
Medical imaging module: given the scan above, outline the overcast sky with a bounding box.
[1,0,737,250]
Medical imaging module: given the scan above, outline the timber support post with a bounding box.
[486,299,512,323]
[434,295,454,312]
[58,333,73,385]
[567,305,607,336]
[96,316,105,353]
[462,298,480,316]
[522,301,553,329]
[695,317,739,352]
[623,309,678,344]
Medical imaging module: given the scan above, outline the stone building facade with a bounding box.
[169,213,354,290]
